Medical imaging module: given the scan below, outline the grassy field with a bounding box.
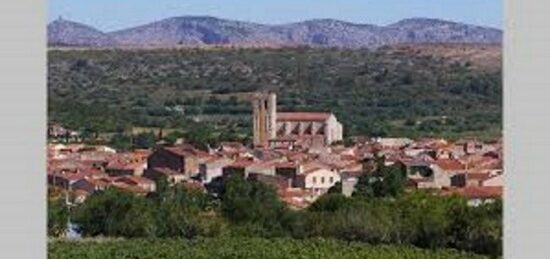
[48,237,490,259]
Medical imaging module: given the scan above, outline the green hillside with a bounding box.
[48,45,501,140]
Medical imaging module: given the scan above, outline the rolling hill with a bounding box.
[47,16,502,48]
[47,18,117,47]
[47,45,502,139]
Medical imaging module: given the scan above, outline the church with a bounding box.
[251,92,343,148]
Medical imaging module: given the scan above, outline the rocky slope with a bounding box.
[47,18,116,47]
[48,16,502,48]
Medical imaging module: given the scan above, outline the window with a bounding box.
[329,177,334,183]
[321,177,325,183]
[312,177,316,183]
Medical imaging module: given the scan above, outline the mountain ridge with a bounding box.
[47,16,502,48]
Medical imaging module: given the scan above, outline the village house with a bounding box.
[105,158,146,177]
[293,166,341,195]
[440,186,503,207]
[48,170,86,189]
[198,157,233,183]
[143,167,187,184]
[248,173,291,191]
[395,159,439,189]
[430,159,468,188]
[221,159,256,178]
[46,133,505,210]
[274,161,303,179]
[374,137,414,149]
[112,175,156,193]
[147,145,212,178]
[217,142,250,159]
[71,177,111,194]
[480,173,504,187]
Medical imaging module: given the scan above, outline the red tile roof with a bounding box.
[276,112,332,122]
[441,186,503,199]
[467,172,492,181]
[114,175,154,186]
[228,159,255,168]
[434,159,466,171]
[165,145,211,158]
[150,167,183,176]
[106,160,145,171]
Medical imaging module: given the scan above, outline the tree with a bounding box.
[164,131,185,145]
[446,198,502,257]
[73,188,156,237]
[327,181,342,194]
[109,133,133,151]
[372,165,406,198]
[221,175,286,235]
[309,193,350,212]
[353,156,406,198]
[148,178,226,238]
[395,192,455,248]
[48,199,69,237]
[134,131,157,149]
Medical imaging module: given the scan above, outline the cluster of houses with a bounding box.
[47,136,503,208]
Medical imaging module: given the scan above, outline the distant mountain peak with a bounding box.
[48,19,115,47]
[48,16,502,48]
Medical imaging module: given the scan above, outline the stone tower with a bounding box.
[252,92,276,147]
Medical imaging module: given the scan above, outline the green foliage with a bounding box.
[48,47,502,139]
[108,133,133,151]
[304,191,502,258]
[153,185,226,238]
[353,159,406,198]
[56,171,501,257]
[133,131,157,149]
[50,167,503,258]
[163,130,185,145]
[308,193,351,212]
[221,175,286,235]
[326,181,342,194]
[48,237,489,259]
[72,188,157,238]
[446,199,503,256]
[48,199,69,237]
[395,191,455,248]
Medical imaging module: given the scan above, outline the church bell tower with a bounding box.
[252,92,276,147]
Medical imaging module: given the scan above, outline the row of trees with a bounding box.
[49,163,502,257]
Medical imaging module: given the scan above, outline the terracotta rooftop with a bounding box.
[150,167,183,176]
[228,159,255,168]
[276,112,332,122]
[441,186,503,199]
[433,159,466,171]
[399,158,432,167]
[165,145,211,158]
[467,172,492,181]
[114,175,154,186]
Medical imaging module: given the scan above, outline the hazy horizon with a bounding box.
[48,0,502,32]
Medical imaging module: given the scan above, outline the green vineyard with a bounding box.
[48,237,490,259]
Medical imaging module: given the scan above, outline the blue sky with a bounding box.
[48,0,502,32]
